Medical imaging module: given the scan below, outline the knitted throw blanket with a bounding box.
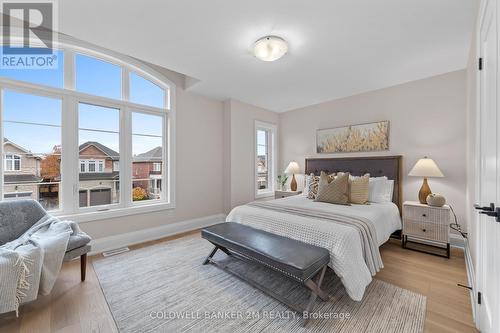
[0,215,72,315]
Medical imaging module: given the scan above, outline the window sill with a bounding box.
[56,201,175,223]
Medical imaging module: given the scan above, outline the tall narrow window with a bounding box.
[132,112,164,202]
[255,121,277,198]
[78,103,120,208]
[2,91,62,211]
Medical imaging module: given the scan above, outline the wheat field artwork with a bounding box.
[317,121,389,153]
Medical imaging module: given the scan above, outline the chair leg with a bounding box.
[81,253,87,282]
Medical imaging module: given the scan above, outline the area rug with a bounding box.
[93,235,426,333]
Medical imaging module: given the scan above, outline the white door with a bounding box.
[477,0,500,331]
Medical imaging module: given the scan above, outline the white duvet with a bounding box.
[225,195,401,301]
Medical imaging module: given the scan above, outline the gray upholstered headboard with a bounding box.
[305,155,403,214]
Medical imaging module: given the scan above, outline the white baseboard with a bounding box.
[88,213,225,255]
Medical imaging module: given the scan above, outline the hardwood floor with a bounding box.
[0,233,477,333]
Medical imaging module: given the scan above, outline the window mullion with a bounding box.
[61,95,78,214]
[162,114,169,202]
[121,106,132,207]
[64,50,75,90]
[122,67,129,101]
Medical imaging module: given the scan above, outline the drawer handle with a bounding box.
[422,213,427,217]
[422,228,426,232]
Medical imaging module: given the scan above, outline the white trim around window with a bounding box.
[254,120,278,199]
[0,33,177,220]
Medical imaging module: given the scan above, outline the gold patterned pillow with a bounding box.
[349,174,370,204]
[306,172,335,199]
[314,172,350,205]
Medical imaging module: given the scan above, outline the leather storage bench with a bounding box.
[201,222,330,325]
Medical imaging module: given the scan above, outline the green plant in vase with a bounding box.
[277,174,289,191]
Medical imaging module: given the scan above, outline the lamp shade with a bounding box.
[284,161,300,174]
[408,157,444,178]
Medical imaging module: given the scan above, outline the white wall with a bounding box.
[223,99,279,211]
[279,70,468,227]
[80,76,225,240]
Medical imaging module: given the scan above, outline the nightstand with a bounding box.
[275,190,302,199]
[402,201,451,258]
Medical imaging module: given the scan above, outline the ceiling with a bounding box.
[59,0,477,112]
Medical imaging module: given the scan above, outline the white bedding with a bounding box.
[278,195,401,246]
[225,195,401,301]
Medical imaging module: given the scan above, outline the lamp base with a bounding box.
[290,174,297,192]
[418,178,431,204]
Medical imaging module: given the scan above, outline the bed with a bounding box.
[226,155,403,301]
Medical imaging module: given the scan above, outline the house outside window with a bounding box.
[255,121,277,198]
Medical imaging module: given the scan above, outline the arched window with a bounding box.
[0,35,176,219]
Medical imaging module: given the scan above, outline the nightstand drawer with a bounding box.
[403,219,448,243]
[403,205,449,225]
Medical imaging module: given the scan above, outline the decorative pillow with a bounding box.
[306,172,335,200]
[315,172,350,205]
[349,174,370,204]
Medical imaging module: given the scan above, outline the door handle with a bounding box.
[474,203,495,211]
[478,206,500,223]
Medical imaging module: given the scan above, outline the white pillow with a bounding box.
[369,176,389,203]
[303,174,312,197]
[384,180,395,202]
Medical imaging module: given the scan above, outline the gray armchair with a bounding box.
[0,199,91,281]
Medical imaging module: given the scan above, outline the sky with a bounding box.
[257,129,267,156]
[0,52,165,157]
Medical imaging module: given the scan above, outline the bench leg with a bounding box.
[81,253,87,282]
[218,246,232,257]
[303,265,328,326]
[203,246,219,265]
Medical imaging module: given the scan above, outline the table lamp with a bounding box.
[285,161,300,192]
[408,156,444,204]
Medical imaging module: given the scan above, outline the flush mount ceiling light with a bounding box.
[253,36,288,62]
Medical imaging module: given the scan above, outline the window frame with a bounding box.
[0,34,177,222]
[254,120,277,199]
